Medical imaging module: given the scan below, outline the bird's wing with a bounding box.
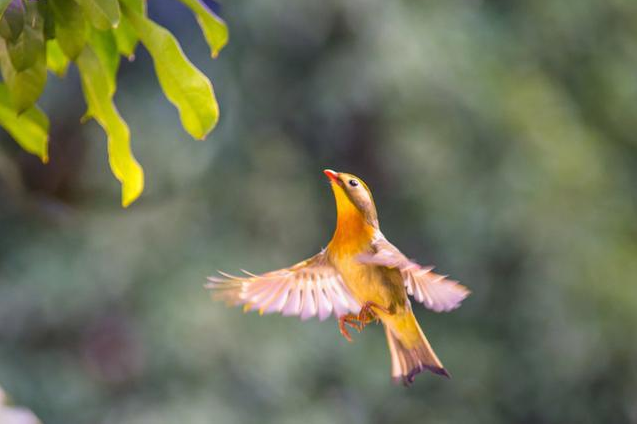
[358,236,470,312]
[206,251,361,321]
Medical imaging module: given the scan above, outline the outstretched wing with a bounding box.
[206,251,360,321]
[358,236,470,312]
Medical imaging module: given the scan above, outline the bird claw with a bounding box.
[339,325,353,342]
[357,301,390,326]
[338,314,361,342]
[338,302,391,341]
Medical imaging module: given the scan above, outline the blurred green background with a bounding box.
[2,0,637,423]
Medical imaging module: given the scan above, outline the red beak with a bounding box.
[323,169,339,183]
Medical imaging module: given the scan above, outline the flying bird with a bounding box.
[207,170,470,385]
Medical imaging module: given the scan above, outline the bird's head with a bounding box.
[323,169,379,228]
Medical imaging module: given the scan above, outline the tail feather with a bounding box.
[384,314,449,386]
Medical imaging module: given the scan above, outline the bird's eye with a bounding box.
[348,179,359,187]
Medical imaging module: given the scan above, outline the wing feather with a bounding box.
[358,236,470,312]
[282,286,302,316]
[207,251,360,320]
[316,287,333,321]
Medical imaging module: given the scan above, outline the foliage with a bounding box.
[0,0,227,206]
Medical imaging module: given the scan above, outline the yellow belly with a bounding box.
[325,203,407,317]
[329,251,406,317]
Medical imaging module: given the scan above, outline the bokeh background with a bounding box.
[2,0,637,423]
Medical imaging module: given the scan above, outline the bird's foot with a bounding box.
[357,301,391,329]
[338,303,390,341]
[338,314,362,342]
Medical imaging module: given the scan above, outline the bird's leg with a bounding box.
[339,302,392,341]
[338,314,362,342]
[357,301,392,330]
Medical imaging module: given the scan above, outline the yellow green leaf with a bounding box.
[6,21,38,70]
[177,0,228,58]
[0,1,24,42]
[0,38,46,113]
[5,0,43,71]
[77,46,144,207]
[79,28,119,121]
[122,0,219,140]
[76,0,120,30]
[88,27,119,94]
[0,82,48,162]
[120,0,145,14]
[39,0,56,40]
[0,0,13,19]
[46,38,69,77]
[49,0,87,59]
[112,15,137,59]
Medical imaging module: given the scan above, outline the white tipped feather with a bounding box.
[208,251,360,321]
[357,235,470,313]
[316,287,333,321]
[282,287,302,316]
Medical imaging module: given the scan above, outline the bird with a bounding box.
[206,169,470,385]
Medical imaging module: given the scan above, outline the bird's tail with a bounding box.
[384,311,449,385]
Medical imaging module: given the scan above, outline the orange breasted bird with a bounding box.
[207,170,470,385]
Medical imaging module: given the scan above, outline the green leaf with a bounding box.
[120,0,144,15]
[6,21,39,70]
[0,82,48,162]
[0,0,13,19]
[88,27,119,94]
[112,0,142,59]
[49,0,86,59]
[46,38,68,77]
[80,28,119,121]
[76,0,120,30]
[77,45,144,207]
[112,15,137,59]
[37,0,56,40]
[0,38,46,113]
[5,0,44,71]
[122,0,219,140]
[0,1,24,42]
[177,0,228,58]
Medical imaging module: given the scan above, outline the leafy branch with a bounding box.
[0,0,228,206]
